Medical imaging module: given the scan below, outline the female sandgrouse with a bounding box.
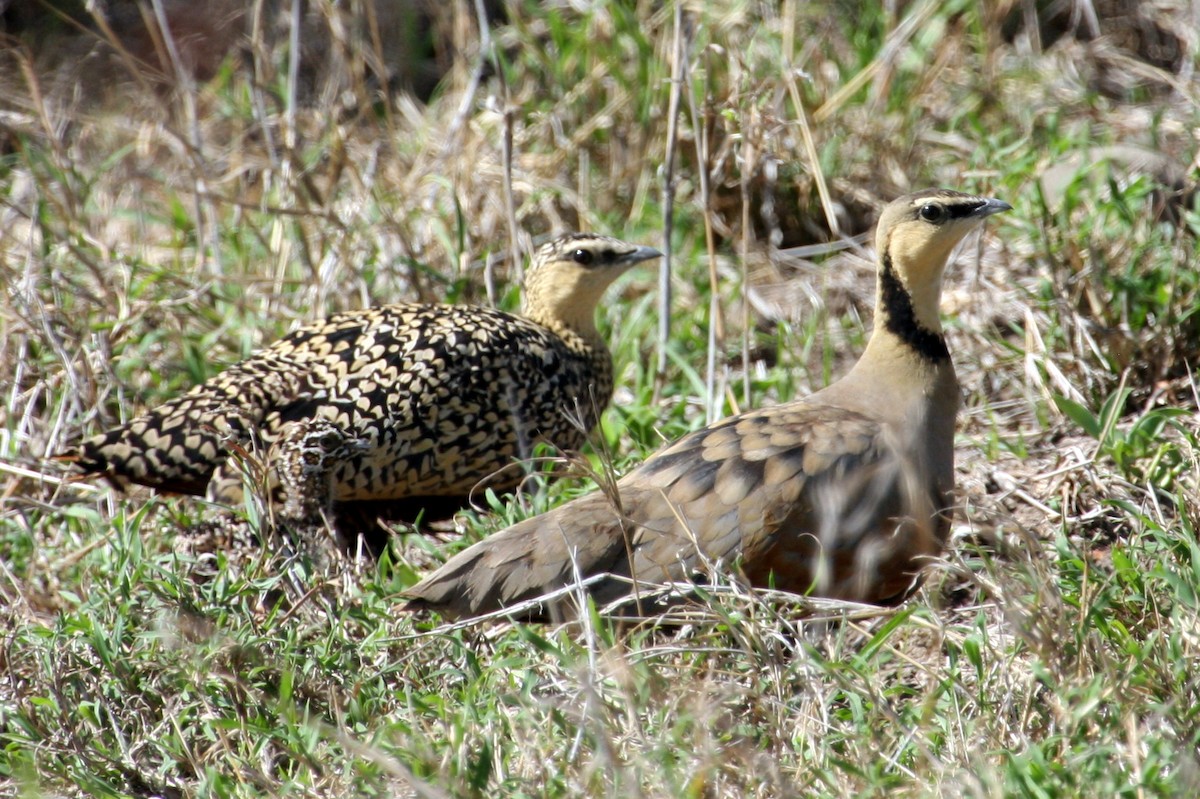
[404,190,1010,619]
[62,234,661,537]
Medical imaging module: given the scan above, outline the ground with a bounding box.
[1,1,1199,796]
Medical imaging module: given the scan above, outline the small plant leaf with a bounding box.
[1053,395,1101,438]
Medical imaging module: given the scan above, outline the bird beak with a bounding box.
[971,198,1013,219]
[621,245,664,265]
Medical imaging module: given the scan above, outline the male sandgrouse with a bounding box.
[404,190,1010,619]
[62,234,661,537]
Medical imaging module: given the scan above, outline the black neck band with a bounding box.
[880,254,950,362]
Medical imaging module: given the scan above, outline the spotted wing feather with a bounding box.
[65,304,610,506]
[404,403,949,619]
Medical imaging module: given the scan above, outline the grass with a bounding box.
[3,0,1200,796]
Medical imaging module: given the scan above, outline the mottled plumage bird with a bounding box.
[174,419,370,577]
[269,418,372,568]
[61,234,661,536]
[404,190,1010,619]
[270,419,370,528]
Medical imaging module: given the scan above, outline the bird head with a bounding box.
[875,189,1011,332]
[522,233,662,335]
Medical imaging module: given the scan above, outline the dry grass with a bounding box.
[2,0,1200,796]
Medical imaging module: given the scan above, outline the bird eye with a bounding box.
[919,204,946,223]
[572,248,594,265]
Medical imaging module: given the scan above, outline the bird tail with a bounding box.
[54,398,262,495]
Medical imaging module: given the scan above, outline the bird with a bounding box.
[172,419,370,578]
[270,418,371,528]
[403,189,1011,620]
[268,418,372,568]
[59,233,662,543]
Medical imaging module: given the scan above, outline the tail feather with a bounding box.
[57,385,270,494]
[62,421,217,495]
[403,492,634,620]
[56,350,302,494]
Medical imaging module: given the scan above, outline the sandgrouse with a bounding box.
[404,189,1010,619]
[268,418,371,568]
[173,419,370,578]
[61,234,661,537]
[269,418,370,530]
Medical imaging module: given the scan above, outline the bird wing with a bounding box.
[261,306,600,502]
[59,311,376,493]
[405,402,948,618]
[60,302,598,501]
